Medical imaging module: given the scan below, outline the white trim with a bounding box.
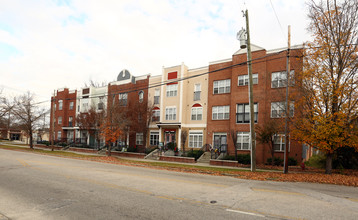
[189,130,203,134]
[181,123,206,128]
[178,127,182,150]
[209,58,232,65]
[188,66,208,71]
[160,67,165,123]
[179,62,184,123]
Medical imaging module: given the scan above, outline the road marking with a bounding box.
[226,209,265,217]
[347,198,358,202]
[252,188,304,196]
[17,159,30,167]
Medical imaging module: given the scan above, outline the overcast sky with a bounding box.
[0,0,310,104]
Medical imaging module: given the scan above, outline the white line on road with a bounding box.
[226,209,265,218]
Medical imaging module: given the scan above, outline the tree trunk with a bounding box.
[29,127,33,149]
[107,142,112,156]
[325,152,333,174]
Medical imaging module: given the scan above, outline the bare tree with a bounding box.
[84,79,108,88]
[76,105,105,149]
[256,120,280,165]
[181,130,188,156]
[12,92,47,149]
[230,130,238,161]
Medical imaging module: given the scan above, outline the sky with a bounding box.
[0,0,310,105]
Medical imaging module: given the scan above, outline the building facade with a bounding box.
[207,44,303,164]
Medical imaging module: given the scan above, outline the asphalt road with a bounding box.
[0,149,357,220]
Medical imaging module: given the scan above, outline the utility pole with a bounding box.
[51,90,55,151]
[243,9,256,172]
[284,25,291,174]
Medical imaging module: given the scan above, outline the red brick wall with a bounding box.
[50,88,77,142]
[207,48,303,164]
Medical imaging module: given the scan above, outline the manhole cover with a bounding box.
[210,200,217,204]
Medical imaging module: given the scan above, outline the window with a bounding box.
[165,107,176,120]
[194,84,201,101]
[82,102,89,112]
[273,134,289,151]
[69,102,74,110]
[68,116,73,127]
[213,79,230,94]
[237,132,250,150]
[150,132,159,146]
[191,107,203,120]
[58,116,62,124]
[271,102,294,118]
[57,131,61,140]
[136,133,143,145]
[138,91,144,103]
[154,89,160,104]
[98,96,104,110]
[271,70,294,88]
[59,100,63,110]
[238,74,258,86]
[189,132,203,148]
[236,103,258,123]
[166,84,178,97]
[212,106,230,120]
[119,93,128,106]
[152,109,160,121]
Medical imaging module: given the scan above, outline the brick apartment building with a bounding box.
[107,70,150,152]
[50,88,77,143]
[207,44,303,164]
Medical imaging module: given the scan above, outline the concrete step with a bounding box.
[197,152,212,163]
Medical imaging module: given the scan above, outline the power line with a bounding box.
[38,48,297,106]
[269,0,286,43]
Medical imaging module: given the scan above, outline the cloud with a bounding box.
[0,0,310,105]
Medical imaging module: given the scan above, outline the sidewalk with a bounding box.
[0,140,267,172]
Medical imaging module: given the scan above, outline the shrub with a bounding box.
[267,157,284,166]
[186,150,204,161]
[166,142,176,151]
[305,154,326,169]
[238,154,251,165]
[127,145,137,152]
[222,155,236,161]
[288,157,298,166]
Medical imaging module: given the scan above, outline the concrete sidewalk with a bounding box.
[0,140,269,172]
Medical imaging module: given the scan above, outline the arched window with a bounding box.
[191,104,203,120]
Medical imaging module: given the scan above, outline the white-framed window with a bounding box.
[238,73,258,86]
[237,132,250,150]
[273,134,290,152]
[59,100,63,110]
[213,79,231,94]
[68,116,73,127]
[194,84,201,101]
[139,91,144,103]
[271,70,294,88]
[191,107,203,120]
[69,102,74,110]
[98,96,104,110]
[154,89,160,104]
[212,106,230,120]
[165,107,176,120]
[82,102,89,112]
[152,109,160,121]
[236,103,258,123]
[58,116,62,124]
[119,93,128,106]
[150,131,159,146]
[136,133,143,145]
[189,131,203,148]
[166,84,178,97]
[57,131,62,140]
[271,102,294,118]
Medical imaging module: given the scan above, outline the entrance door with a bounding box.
[213,133,227,152]
[164,131,176,144]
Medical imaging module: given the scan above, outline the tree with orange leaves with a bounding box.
[100,97,129,156]
[292,0,358,174]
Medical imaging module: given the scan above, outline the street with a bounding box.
[0,149,357,220]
